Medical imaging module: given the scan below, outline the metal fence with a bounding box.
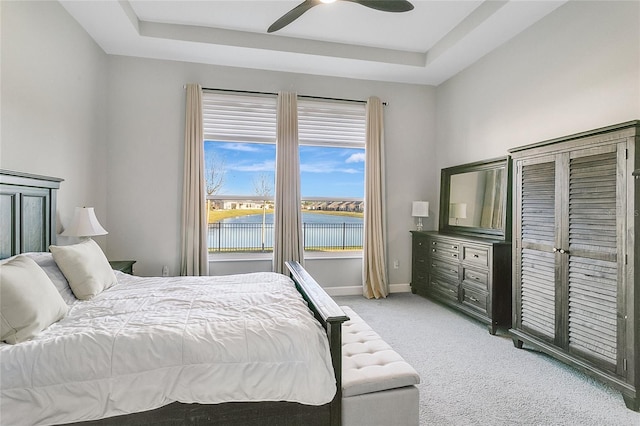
[207,222,363,252]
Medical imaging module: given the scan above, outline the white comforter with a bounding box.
[0,272,336,426]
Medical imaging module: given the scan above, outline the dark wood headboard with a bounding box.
[0,169,63,259]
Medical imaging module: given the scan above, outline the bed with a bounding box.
[0,169,348,426]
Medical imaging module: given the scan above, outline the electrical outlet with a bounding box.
[162,265,169,277]
[393,259,399,269]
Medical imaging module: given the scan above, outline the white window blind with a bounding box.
[202,91,277,143]
[298,99,366,148]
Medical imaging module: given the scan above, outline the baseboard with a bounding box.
[325,283,411,297]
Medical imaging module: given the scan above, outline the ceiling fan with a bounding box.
[267,0,415,33]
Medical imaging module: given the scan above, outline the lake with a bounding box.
[221,212,363,224]
[209,212,364,251]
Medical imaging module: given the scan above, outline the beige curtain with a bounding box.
[273,92,304,274]
[180,83,208,276]
[480,169,505,229]
[363,96,388,299]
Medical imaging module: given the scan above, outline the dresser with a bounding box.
[411,231,511,334]
[509,120,640,411]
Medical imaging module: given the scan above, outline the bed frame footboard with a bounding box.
[285,261,350,426]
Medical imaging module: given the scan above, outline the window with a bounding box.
[297,99,366,252]
[202,91,277,252]
[202,91,366,254]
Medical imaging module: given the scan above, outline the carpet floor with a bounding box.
[334,292,640,426]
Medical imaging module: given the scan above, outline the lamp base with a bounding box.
[416,218,424,231]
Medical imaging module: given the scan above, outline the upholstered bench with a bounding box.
[341,306,420,426]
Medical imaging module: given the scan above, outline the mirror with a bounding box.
[439,156,511,240]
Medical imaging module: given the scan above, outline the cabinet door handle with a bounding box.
[559,248,569,254]
[553,247,558,253]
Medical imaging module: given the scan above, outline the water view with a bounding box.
[208,212,364,252]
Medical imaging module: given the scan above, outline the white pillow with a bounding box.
[0,255,69,344]
[50,239,117,300]
[24,252,76,304]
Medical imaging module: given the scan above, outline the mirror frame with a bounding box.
[438,156,512,241]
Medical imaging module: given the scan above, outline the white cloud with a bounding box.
[231,160,275,172]
[301,161,360,174]
[217,143,260,152]
[345,153,365,163]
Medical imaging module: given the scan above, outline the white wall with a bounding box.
[106,56,436,288]
[435,0,640,223]
[0,1,109,246]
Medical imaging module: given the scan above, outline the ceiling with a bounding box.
[59,0,566,86]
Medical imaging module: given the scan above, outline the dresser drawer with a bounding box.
[413,235,430,255]
[431,245,460,261]
[430,258,459,281]
[461,285,488,314]
[462,245,489,267]
[430,276,459,303]
[413,255,428,271]
[430,238,460,256]
[462,267,488,290]
[412,268,428,286]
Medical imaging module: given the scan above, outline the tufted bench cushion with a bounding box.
[341,306,420,397]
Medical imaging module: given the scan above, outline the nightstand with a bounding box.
[109,260,136,275]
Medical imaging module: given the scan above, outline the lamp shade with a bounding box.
[411,201,429,218]
[450,203,468,219]
[61,207,108,237]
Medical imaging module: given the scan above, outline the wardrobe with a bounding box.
[509,121,639,410]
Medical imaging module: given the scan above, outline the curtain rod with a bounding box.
[190,86,387,106]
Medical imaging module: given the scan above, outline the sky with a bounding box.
[204,141,365,198]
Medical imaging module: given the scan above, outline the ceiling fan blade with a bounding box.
[345,0,414,13]
[268,0,320,33]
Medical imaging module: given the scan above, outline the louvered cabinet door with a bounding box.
[564,144,626,371]
[514,157,558,343]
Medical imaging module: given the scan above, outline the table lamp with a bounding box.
[450,203,467,225]
[411,201,429,231]
[61,207,108,239]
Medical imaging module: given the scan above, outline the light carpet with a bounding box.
[334,292,640,426]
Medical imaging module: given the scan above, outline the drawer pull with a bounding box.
[473,254,479,258]
[451,245,458,249]
[418,259,425,263]
[451,253,458,258]
[432,249,436,252]
[468,296,479,302]
[447,288,457,294]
